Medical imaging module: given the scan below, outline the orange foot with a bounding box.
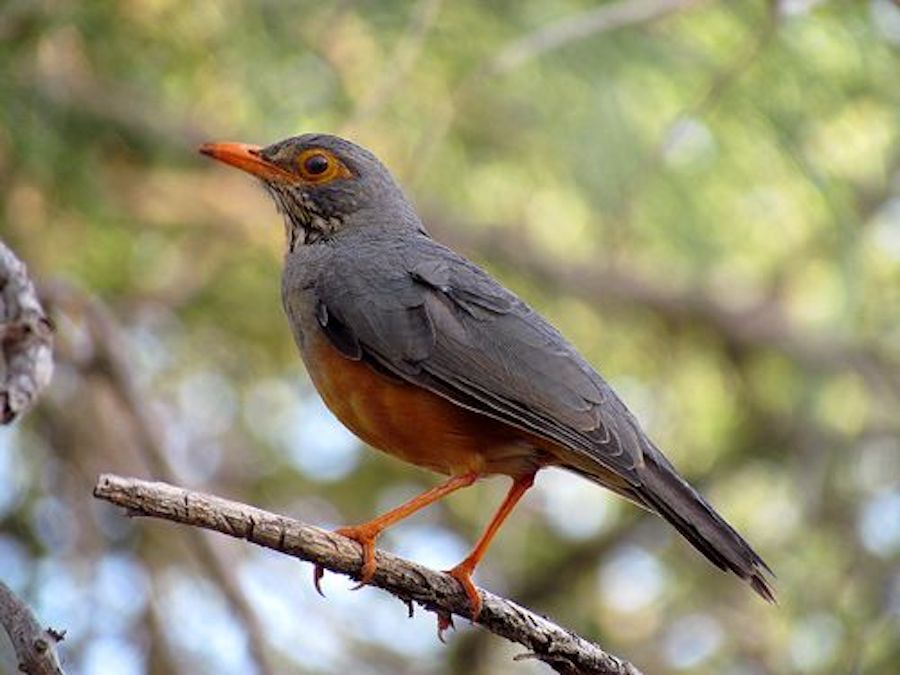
[313,524,381,595]
[446,561,482,621]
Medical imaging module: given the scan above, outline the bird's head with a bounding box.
[199,134,418,249]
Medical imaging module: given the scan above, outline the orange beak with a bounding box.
[198,142,296,182]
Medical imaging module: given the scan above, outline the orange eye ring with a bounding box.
[296,148,352,184]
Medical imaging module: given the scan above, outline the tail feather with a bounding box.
[574,444,776,603]
[633,449,775,602]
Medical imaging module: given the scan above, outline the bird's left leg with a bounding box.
[445,471,536,623]
[314,471,478,593]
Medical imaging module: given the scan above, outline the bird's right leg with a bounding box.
[314,471,479,593]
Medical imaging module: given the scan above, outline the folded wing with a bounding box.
[315,233,647,483]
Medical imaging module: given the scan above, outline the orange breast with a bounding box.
[300,328,545,477]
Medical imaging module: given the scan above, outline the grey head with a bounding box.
[200,134,423,249]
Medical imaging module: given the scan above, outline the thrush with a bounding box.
[199,134,775,622]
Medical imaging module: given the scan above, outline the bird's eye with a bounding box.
[304,154,329,175]
[295,149,352,183]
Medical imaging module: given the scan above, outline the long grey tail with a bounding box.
[587,446,776,603]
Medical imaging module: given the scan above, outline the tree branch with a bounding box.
[94,474,644,675]
[0,240,53,425]
[0,563,65,675]
[0,242,62,673]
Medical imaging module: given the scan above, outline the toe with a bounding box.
[358,544,377,584]
[336,526,379,587]
[446,565,483,621]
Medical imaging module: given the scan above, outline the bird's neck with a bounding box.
[282,210,342,252]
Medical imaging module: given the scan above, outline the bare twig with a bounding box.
[0,240,53,424]
[0,581,65,675]
[94,474,644,675]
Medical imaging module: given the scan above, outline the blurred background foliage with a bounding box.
[1,0,900,673]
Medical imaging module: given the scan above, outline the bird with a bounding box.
[199,134,775,621]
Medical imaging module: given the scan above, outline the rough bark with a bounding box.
[0,582,65,675]
[0,242,63,674]
[0,240,53,424]
[94,473,644,675]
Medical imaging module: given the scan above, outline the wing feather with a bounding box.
[317,233,646,482]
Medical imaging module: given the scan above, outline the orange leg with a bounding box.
[315,471,478,593]
[446,472,535,621]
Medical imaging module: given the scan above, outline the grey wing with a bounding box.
[316,234,776,600]
[315,233,648,483]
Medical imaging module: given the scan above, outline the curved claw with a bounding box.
[335,525,379,588]
[436,611,455,642]
[446,563,483,621]
[313,564,326,597]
